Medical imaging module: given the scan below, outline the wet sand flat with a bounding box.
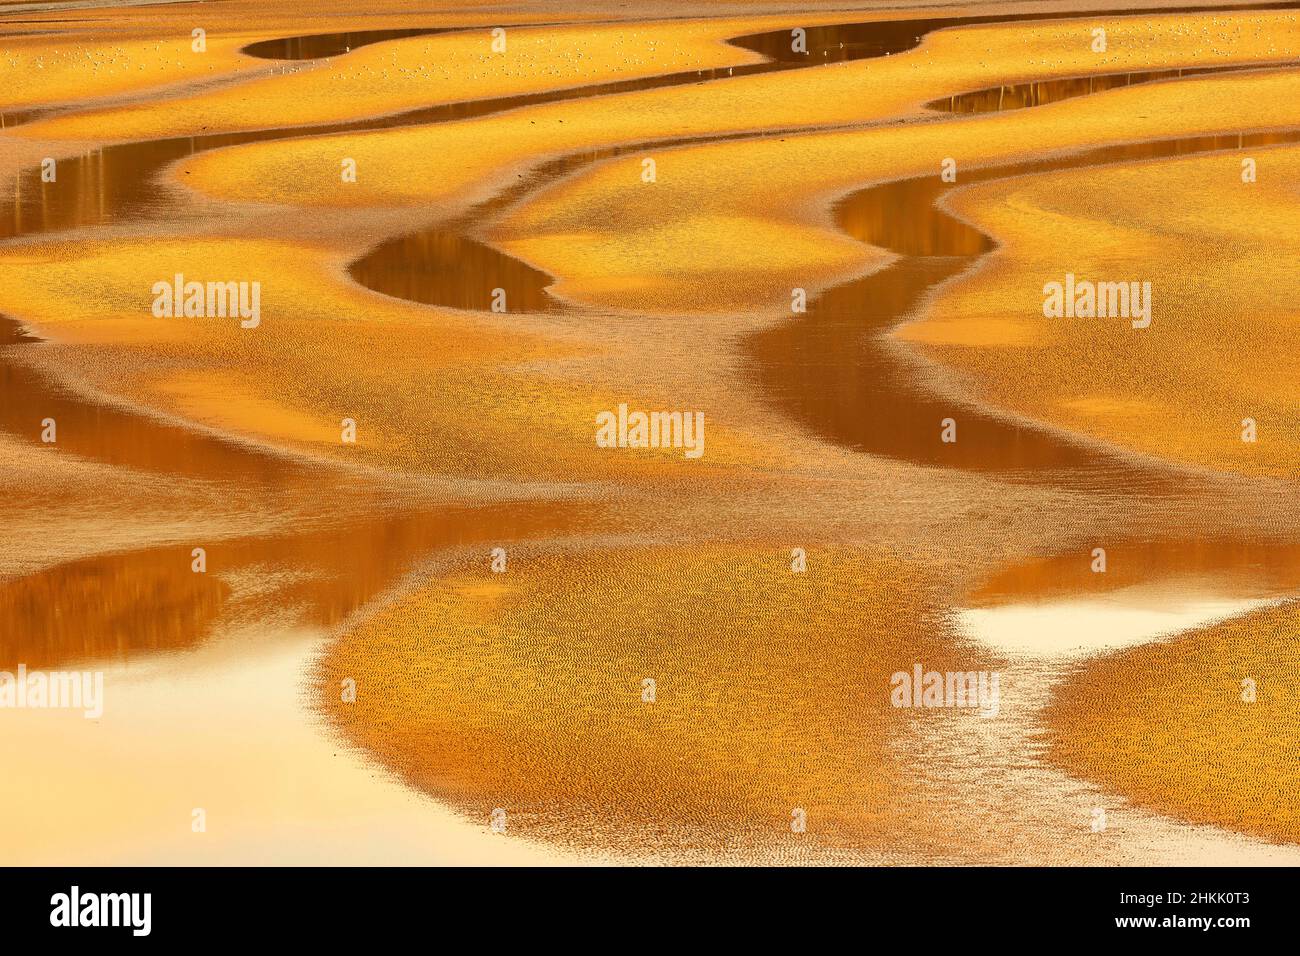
[492,67,1300,314]
[169,9,1300,212]
[901,145,1300,476]
[1042,600,1300,844]
[17,19,775,141]
[3,0,1300,866]
[318,546,986,862]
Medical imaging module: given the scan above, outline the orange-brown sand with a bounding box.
[5,1,1300,866]
[317,545,992,861]
[1042,601,1300,844]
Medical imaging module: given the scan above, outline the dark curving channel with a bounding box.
[745,129,1300,488]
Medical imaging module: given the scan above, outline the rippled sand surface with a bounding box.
[320,547,987,862]
[1043,601,1300,844]
[3,0,1300,865]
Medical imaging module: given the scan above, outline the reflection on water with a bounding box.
[0,546,230,670]
[0,108,42,130]
[0,310,588,670]
[958,596,1277,657]
[0,319,39,344]
[9,120,1285,484]
[21,6,1272,240]
[241,28,453,61]
[0,48,771,244]
[0,15,928,243]
[970,536,1300,605]
[0,499,588,671]
[5,6,1300,864]
[8,8,1298,305]
[733,2,1300,63]
[355,12,1300,311]
[840,176,992,257]
[928,65,1260,114]
[0,629,596,865]
[731,16,932,63]
[352,146,628,310]
[4,131,260,239]
[747,130,1300,484]
[3,15,1296,552]
[352,229,558,312]
[224,500,589,632]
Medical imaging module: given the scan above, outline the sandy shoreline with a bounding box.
[2,0,1298,864]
